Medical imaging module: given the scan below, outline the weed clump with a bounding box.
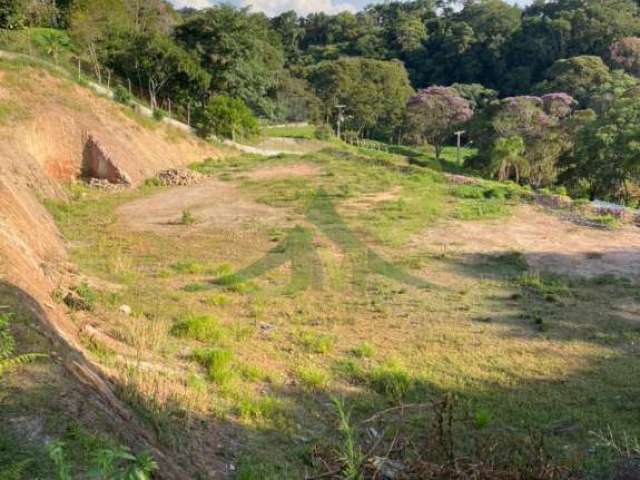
[298,331,335,354]
[180,209,198,225]
[64,282,97,312]
[235,395,283,422]
[171,314,226,343]
[351,342,375,359]
[192,347,234,385]
[369,360,413,401]
[296,365,331,391]
[171,259,208,274]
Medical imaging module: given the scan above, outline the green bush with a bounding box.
[64,282,97,312]
[152,108,166,121]
[0,313,15,360]
[113,85,132,105]
[194,96,259,140]
[314,124,334,140]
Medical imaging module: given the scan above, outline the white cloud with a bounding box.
[240,0,357,16]
[170,0,212,9]
[169,0,361,16]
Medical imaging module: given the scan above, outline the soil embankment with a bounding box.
[0,61,221,477]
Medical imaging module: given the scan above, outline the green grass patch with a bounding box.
[171,259,209,274]
[201,293,231,306]
[351,342,375,359]
[296,365,331,391]
[297,331,335,354]
[171,314,226,343]
[369,360,413,401]
[192,347,235,385]
[263,125,316,139]
[587,213,621,229]
[234,395,285,423]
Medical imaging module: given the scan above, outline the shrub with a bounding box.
[194,96,259,140]
[0,313,15,360]
[113,85,132,105]
[64,282,97,312]
[152,108,166,121]
[314,124,333,140]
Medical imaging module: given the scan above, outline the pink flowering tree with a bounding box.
[541,92,576,118]
[488,95,576,187]
[404,86,473,160]
[609,37,640,77]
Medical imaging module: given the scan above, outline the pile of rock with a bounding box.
[156,168,203,186]
[87,178,126,191]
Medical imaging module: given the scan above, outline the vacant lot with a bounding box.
[43,145,640,478]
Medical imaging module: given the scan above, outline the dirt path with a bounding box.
[118,178,290,234]
[413,205,640,278]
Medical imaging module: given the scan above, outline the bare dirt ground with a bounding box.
[242,162,320,181]
[118,178,290,234]
[342,186,403,210]
[413,204,640,278]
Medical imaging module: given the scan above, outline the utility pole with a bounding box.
[335,104,346,141]
[454,130,465,165]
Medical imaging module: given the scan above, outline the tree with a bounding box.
[106,33,210,110]
[38,29,70,64]
[536,56,612,106]
[404,86,473,160]
[451,83,497,109]
[490,136,528,182]
[175,5,285,117]
[0,0,27,29]
[565,90,640,202]
[609,37,640,77]
[469,94,577,187]
[271,10,304,63]
[272,74,321,123]
[308,57,414,142]
[541,92,576,118]
[69,0,130,82]
[25,0,60,27]
[70,0,177,83]
[194,96,259,141]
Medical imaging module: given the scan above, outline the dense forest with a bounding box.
[2,0,640,203]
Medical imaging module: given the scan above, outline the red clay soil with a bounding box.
[0,64,225,478]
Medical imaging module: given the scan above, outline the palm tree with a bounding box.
[490,135,529,183]
[39,31,70,65]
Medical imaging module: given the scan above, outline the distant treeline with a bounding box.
[2,0,640,202]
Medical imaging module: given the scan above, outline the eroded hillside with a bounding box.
[0,58,222,478]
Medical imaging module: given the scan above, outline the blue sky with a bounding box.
[170,0,420,17]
